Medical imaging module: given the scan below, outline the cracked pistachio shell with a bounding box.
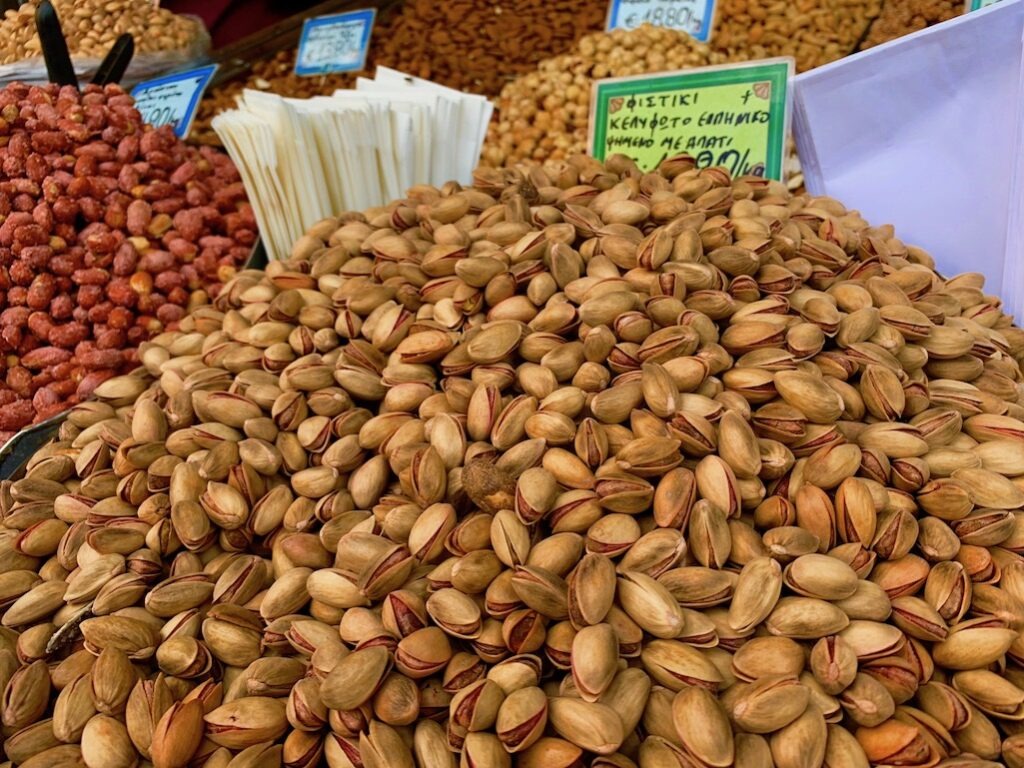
[728,557,782,634]
[616,571,685,639]
[570,623,618,702]
[766,598,850,640]
[203,697,287,750]
[320,646,392,710]
[641,639,723,692]
[495,686,548,753]
[449,678,505,732]
[732,675,811,734]
[770,702,828,768]
[810,636,859,695]
[547,697,624,756]
[672,686,734,767]
[784,554,859,601]
[566,552,616,629]
[396,627,452,680]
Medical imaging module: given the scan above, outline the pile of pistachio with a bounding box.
[2,154,1024,768]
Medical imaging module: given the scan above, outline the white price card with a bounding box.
[295,9,376,77]
[130,64,218,140]
[607,0,717,42]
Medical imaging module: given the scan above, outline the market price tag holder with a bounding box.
[130,63,218,139]
[295,8,376,77]
[606,0,718,42]
[589,58,793,180]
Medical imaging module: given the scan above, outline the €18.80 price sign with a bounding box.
[606,0,718,42]
[295,9,376,77]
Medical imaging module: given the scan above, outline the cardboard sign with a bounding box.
[606,0,717,41]
[589,58,793,179]
[130,64,218,139]
[295,9,376,76]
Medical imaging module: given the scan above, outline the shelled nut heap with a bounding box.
[0,0,204,64]
[2,154,1024,768]
[0,83,255,437]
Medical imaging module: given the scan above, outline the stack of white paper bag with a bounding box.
[792,0,1024,319]
[212,67,493,261]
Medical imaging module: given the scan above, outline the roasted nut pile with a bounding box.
[0,0,203,64]
[0,83,254,436]
[860,0,963,48]
[712,0,882,72]
[366,0,608,97]
[483,25,726,167]
[4,153,1024,768]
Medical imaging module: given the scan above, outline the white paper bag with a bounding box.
[792,0,1024,318]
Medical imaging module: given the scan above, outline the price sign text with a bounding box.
[130,64,218,140]
[589,59,793,180]
[607,0,717,42]
[295,9,376,76]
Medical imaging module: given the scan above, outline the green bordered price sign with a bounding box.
[606,0,717,42]
[295,8,376,76]
[130,64,218,139]
[589,58,793,179]
[967,0,1001,10]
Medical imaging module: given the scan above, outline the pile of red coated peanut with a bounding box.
[0,82,255,437]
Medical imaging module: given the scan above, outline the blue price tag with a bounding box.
[130,64,218,139]
[295,9,376,77]
[968,0,1001,10]
[606,0,717,42]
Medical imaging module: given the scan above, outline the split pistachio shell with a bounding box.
[673,686,734,767]
[547,697,624,755]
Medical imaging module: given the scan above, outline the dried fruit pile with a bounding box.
[0,83,255,437]
[4,153,1024,768]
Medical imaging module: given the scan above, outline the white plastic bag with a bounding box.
[792,0,1024,317]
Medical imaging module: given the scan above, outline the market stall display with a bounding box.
[193,0,900,150]
[191,0,608,145]
[0,82,255,438]
[0,0,209,85]
[212,69,491,260]
[194,50,354,146]
[482,25,726,168]
[2,153,1024,767]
